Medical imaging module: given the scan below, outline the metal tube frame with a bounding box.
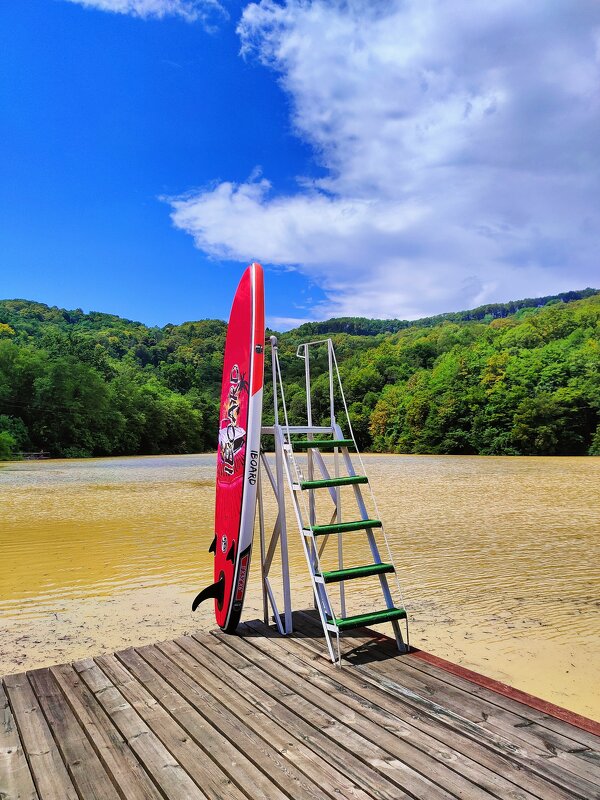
[258,336,293,635]
[257,335,408,661]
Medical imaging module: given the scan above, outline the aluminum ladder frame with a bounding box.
[258,336,409,663]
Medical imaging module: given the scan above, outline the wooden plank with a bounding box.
[357,657,600,800]
[3,673,78,800]
[218,626,545,800]
[171,634,387,800]
[0,681,38,800]
[361,643,591,757]
[190,631,524,800]
[96,651,251,800]
[294,611,600,786]
[300,610,600,749]
[353,641,600,783]
[204,630,468,800]
[6,620,598,800]
[73,658,206,800]
[134,643,334,800]
[286,616,600,800]
[162,636,377,800]
[176,633,410,800]
[50,663,163,800]
[27,668,121,800]
[408,649,600,744]
[186,632,481,800]
[242,619,569,800]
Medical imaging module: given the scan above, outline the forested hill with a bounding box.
[292,288,600,337]
[0,288,599,459]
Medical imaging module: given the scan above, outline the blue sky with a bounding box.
[1,1,599,328]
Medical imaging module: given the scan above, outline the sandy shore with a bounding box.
[2,580,598,723]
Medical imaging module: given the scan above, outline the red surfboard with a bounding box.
[192,262,265,632]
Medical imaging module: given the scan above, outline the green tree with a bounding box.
[510,394,582,455]
[0,430,16,460]
[0,414,29,451]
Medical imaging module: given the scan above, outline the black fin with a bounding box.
[208,535,216,554]
[226,541,236,563]
[192,573,225,612]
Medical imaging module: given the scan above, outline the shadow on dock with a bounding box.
[242,609,407,666]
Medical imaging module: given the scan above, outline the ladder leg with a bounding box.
[391,619,402,651]
[257,465,268,625]
[274,427,293,634]
[391,619,409,653]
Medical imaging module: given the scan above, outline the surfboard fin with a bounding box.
[192,573,225,612]
[226,542,235,563]
[208,535,216,554]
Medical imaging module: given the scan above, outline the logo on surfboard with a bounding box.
[235,552,250,602]
[219,364,249,476]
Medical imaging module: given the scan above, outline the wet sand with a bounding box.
[1,453,599,720]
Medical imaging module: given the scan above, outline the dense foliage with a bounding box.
[0,289,598,458]
[0,303,225,458]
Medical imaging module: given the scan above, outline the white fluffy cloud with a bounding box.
[171,0,600,320]
[64,0,225,23]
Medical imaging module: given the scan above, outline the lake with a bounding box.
[1,453,598,719]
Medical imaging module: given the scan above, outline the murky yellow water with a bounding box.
[1,454,598,720]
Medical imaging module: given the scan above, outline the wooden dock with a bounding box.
[2,610,599,800]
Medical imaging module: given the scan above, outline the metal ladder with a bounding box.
[262,336,409,664]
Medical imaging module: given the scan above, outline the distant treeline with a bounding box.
[293,288,599,337]
[0,288,599,459]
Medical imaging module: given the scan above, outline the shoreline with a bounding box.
[3,595,599,737]
[2,582,598,723]
[4,451,600,465]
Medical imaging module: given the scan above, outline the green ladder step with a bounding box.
[307,518,382,536]
[319,562,395,584]
[293,439,354,450]
[327,607,407,631]
[300,475,368,490]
